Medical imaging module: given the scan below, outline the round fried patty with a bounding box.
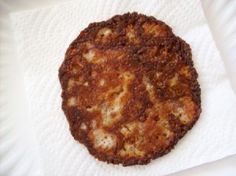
[59,12,201,166]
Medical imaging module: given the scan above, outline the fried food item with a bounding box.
[59,12,201,166]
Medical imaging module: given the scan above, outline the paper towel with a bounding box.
[10,0,236,175]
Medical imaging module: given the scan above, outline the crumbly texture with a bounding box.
[59,12,201,166]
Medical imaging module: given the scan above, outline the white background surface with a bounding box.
[0,0,236,176]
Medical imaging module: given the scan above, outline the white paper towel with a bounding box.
[10,0,236,175]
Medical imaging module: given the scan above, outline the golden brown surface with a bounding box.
[59,12,201,166]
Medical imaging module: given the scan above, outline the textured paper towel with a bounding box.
[10,0,236,175]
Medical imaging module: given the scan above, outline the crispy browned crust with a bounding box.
[59,12,201,166]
